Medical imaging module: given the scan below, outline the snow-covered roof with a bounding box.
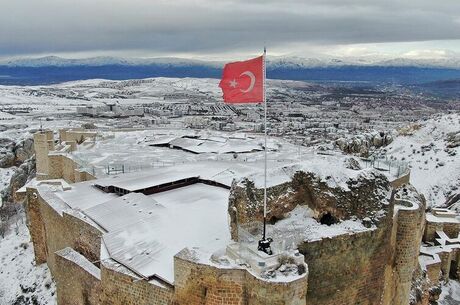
[84,193,164,232]
[149,134,263,154]
[100,183,230,283]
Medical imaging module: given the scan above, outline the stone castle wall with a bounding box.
[392,203,425,305]
[55,247,102,305]
[25,188,48,264]
[59,129,97,145]
[174,253,308,305]
[390,172,411,189]
[424,221,460,242]
[26,187,102,274]
[442,222,460,239]
[100,263,174,305]
[34,130,96,183]
[298,217,393,305]
[34,131,55,179]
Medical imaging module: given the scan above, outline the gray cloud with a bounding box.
[0,0,459,56]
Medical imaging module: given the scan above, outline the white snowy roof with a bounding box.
[100,183,230,283]
[84,193,164,232]
[150,135,263,154]
[56,180,118,210]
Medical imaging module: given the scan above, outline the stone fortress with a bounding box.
[16,128,460,305]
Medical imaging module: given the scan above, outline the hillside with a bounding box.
[385,113,460,208]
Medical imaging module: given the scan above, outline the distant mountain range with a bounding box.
[0,55,460,87]
[3,55,460,69]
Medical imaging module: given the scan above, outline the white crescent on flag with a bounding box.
[239,71,256,93]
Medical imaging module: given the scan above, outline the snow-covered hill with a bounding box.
[385,113,460,207]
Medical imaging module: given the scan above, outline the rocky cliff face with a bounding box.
[0,137,34,168]
[6,157,36,202]
[228,167,392,240]
[0,137,36,204]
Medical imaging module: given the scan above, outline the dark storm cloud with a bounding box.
[0,0,459,56]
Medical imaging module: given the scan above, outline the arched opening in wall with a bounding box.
[320,212,338,226]
[269,215,282,225]
[450,260,459,279]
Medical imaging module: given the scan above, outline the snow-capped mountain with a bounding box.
[2,55,460,69]
[1,55,460,87]
[0,56,221,68]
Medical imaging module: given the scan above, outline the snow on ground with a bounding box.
[385,113,460,207]
[439,280,460,305]
[266,205,373,246]
[0,214,56,305]
[0,167,15,208]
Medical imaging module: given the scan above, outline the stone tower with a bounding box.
[33,130,55,180]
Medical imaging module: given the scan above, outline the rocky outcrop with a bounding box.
[343,157,362,170]
[335,131,394,157]
[14,138,35,163]
[446,131,460,148]
[228,169,392,240]
[0,137,35,168]
[0,136,35,204]
[9,157,36,198]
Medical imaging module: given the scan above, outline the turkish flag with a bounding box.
[219,55,264,104]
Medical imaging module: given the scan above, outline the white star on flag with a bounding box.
[229,79,238,88]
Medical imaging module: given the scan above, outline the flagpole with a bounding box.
[263,46,267,241]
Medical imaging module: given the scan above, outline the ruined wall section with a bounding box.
[298,214,393,305]
[59,129,97,144]
[34,130,96,183]
[100,261,173,305]
[33,130,54,180]
[390,172,411,189]
[174,251,308,305]
[25,187,48,264]
[411,256,442,305]
[27,187,102,275]
[55,247,102,305]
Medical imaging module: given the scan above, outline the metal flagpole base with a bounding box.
[257,237,273,255]
[258,216,273,255]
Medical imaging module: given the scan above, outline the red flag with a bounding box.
[219,56,264,104]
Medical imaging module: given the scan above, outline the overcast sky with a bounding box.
[1,0,460,60]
